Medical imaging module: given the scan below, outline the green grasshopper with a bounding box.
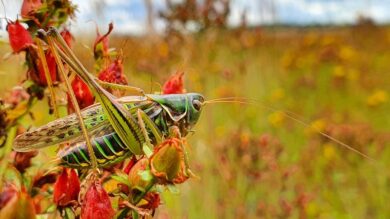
[13,28,205,170]
[13,93,204,168]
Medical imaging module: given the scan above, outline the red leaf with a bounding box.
[163,71,185,94]
[53,168,80,207]
[68,76,95,112]
[21,0,42,18]
[37,51,57,86]
[81,182,114,219]
[7,20,33,53]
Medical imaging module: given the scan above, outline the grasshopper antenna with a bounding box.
[204,97,376,162]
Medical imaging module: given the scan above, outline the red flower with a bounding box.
[60,29,73,48]
[98,58,127,85]
[37,51,57,86]
[139,192,160,210]
[21,0,42,18]
[13,151,38,173]
[81,181,114,219]
[68,76,95,112]
[93,23,113,60]
[7,20,33,53]
[53,168,80,207]
[162,71,185,94]
[0,184,17,209]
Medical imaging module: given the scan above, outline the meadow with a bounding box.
[2,24,390,218]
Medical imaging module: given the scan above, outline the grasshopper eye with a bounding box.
[192,99,202,111]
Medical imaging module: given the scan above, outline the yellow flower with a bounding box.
[270,88,285,102]
[366,89,388,107]
[305,119,326,136]
[323,143,336,161]
[268,111,285,127]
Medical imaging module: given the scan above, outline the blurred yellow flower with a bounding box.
[366,89,388,107]
[332,65,345,78]
[323,143,336,161]
[270,88,285,102]
[305,119,326,136]
[339,46,358,62]
[268,111,285,127]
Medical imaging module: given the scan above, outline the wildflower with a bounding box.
[139,192,160,210]
[162,71,185,94]
[0,184,17,209]
[53,168,80,207]
[93,23,113,60]
[128,158,154,195]
[37,51,57,86]
[7,20,33,53]
[60,29,74,47]
[13,151,38,173]
[98,58,128,86]
[367,89,388,107]
[150,138,189,184]
[0,187,36,219]
[68,76,95,112]
[21,0,42,18]
[81,181,114,219]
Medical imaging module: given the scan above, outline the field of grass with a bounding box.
[2,24,390,218]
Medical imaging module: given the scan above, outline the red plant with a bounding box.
[60,29,74,47]
[93,23,113,60]
[68,76,95,111]
[21,0,42,18]
[163,71,185,94]
[7,20,33,53]
[98,58,127,85]
[53,168,80,207]
[81,181,114,219]
[37,51,58,86]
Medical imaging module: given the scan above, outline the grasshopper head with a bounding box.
[147,93,204,136]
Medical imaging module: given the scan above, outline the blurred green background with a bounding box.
[2,0,390,218]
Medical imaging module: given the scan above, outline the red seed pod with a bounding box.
[7,20,33,53]
[53,168,80,207]
[37,51,57,86]
[81,181,114,219]
[68,76,95,112]
[60,29,74,48]
[21,0,42,18]
[98,58,127,85]
[162,71,185,94]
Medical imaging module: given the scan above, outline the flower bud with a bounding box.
[150,138,189,184]
[21,0,42,18]
[60,29,74,48]
[53,168,80,207]
[0,187,36,219]
[81,181,114,219]
[7,20,33,53]
[128,158,154,194]
[68,76,95,112]
[37,51,58,86]
[13,150,38,173]
[163,71,185,94]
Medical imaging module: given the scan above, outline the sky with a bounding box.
[0,0,390,35]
